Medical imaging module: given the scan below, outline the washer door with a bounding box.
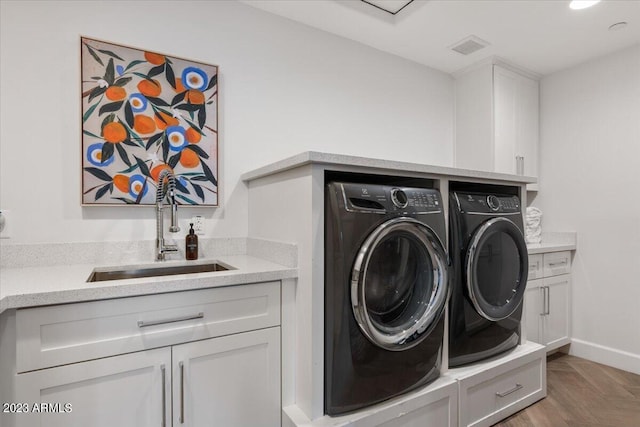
[466,217,528,321]
[351,217,449,351]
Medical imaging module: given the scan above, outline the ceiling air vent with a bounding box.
[450,35,490,56]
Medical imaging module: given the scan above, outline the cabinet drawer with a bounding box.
[459,348,546,427]
[528,254,543,280]
[16,281,280,373]
[543,251,571,277]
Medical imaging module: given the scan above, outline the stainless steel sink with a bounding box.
[87,262,234,282]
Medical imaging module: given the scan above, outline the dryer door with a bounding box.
[466,217,528,321]
[351,217,449,351]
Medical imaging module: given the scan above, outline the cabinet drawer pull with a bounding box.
[516,156,525,175]
[161,364,166,427]
[496,383,523,397]
[545,286,551,315]
[540,286,551,316]
[179,361,185,424]
[137,312,204,328]
[548,260,567,267]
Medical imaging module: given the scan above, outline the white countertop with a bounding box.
[0,255,297,314]
[241,151,537,184]
[526,232,577,254]
[527,242,576,254]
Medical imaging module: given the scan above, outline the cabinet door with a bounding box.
[524,278,543,344]
[494,65,539,178]
[173,327,280,427]
[493,65,519,175]
[454,62,494,172]
[14,347,171,427]
[517,76,539,178]
[543,275,571,351]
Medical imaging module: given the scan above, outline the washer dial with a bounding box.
[391,188,408,208]
[487,195,501,211]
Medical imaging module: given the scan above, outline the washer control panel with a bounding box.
[340,183,441,213]
[404,189,440,210]
[454,192,521,214]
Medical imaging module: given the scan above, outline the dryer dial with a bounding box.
[391,188,408,208]
[487,195,501,211]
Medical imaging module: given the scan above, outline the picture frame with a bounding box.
[80,37,218,206]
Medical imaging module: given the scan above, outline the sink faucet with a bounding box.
[156,169,180,261]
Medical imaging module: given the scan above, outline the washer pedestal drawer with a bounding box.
[448,342,546,427]
[282,376,458,427]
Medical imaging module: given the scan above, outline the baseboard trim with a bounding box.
[569,338,640,375]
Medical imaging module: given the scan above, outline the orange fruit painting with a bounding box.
[153,111,179,130]
[144,52,166,65]
[151,164,174,183]
[113,174,130,193]
[102,122,127,143]
[185,127,202,143]
[185,89,205,104]
[137,79,162,98]
[133,115,156,134]
[179,148,200,168]
[81,37,218,206]
[105,86,126,101]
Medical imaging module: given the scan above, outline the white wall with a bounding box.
[536,45,640,372]
[0,0,454,244]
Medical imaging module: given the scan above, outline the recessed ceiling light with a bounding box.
[569,0,601,10]
[608,22,628,31]
[361,0,414,15]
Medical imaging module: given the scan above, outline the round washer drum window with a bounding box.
[351,218,448,351]
[465,217,528,321]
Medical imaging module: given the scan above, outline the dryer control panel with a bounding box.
[453,192,521,214]
[340,183,442,214]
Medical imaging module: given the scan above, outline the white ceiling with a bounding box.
[241,0,640,76]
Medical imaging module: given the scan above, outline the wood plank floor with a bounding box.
[494,353,640,427]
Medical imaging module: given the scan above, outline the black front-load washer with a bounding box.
[448,190,529,367]
[325,182,450,415]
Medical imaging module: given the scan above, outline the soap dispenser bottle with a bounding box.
[185,223,198,260]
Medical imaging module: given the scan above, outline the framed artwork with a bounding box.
[81,37,218,206]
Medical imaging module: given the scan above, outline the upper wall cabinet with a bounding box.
[454,60,540,190]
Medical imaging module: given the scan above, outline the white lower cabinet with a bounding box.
[15,328,280,427]
[525,251,572,351]
[8,282,282,427]
[524,279,543,343]
[526,276,571,350]
[542,276,570,349]
[173,327,280,427]
[15,347,171,427]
